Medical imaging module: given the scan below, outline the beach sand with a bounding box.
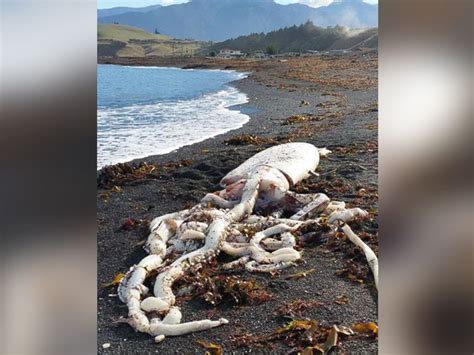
[97,51,378,353]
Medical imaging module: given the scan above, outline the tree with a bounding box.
[266,45,276,55]
[209,51,216,57]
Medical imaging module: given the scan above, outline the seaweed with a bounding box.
[284,55,377,91]
[352,322,378,337]
[102,273,125,288]
[200,275,271,306]
[177,263,272,306]
[231,319,358,353]
[119,218,149,231]
[283,114,327,125]
[334,295,350,305]
[274,299,325,318]
[224,134,277,146]
[97,162,160,189]
[196,339,223,355]
[285,115,309,125]
[97,160,194,189]
[284,268,316,280]
[335,259,370,285]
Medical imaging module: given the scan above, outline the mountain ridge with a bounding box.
[98,0,378,41]
[98,4,162,18]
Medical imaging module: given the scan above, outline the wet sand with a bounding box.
[97,51,378,354]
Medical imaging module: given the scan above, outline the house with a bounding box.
[216,49,245,59]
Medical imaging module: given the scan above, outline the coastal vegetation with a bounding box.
[212,21,378,54]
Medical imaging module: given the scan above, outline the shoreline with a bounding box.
[97,66,251,169]
[98,56,263,72]
[98,53,379,354]
[98,62,251,77]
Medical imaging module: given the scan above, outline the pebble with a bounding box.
[102,343,111,349]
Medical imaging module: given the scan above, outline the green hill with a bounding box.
[98,24,170,42]
[98,24,208,58]
[212,21,377,54]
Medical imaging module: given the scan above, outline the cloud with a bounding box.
[159,0,188,5]
[98,0,378,9]
[276,0,378,8]
[98,0,189,9]
[297,0,333,7]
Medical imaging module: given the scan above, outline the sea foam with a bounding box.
[97,85,249,168]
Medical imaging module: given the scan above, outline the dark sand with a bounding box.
[98,52,378,354]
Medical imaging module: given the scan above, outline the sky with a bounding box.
[98,0,378,10]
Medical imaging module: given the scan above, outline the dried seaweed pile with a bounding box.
[283,55,378,91]
[230,319,378,354]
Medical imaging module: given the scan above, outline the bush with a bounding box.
[266,45,276,55]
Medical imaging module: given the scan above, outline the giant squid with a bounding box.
[116,142,378,342]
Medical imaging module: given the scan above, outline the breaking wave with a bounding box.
[97,85,249,168]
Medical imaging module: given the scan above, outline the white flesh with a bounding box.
[221,143,320,187]
[328,208,369,224]
[341,224,379,290]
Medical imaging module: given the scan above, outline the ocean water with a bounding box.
[97,65,249,168]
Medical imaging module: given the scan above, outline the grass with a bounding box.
[98,24,208,58]
[98,24,170,41]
